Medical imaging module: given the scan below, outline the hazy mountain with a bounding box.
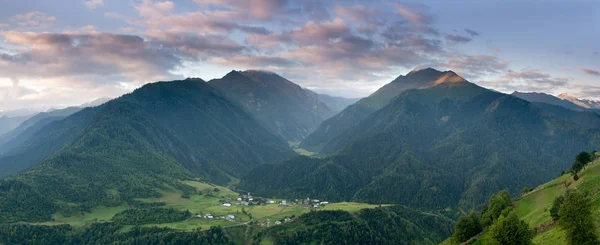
[304,90,360,112]
[80,97,112,108]
[0,107,83,156]
[512,91,585,111]
[558,93,600,109]
[0,79,295,222]
[299,68,464,152]
[240,72,600,211]
[0,108,41,118]
[0,115,30,136]
[0,98,115,156]
[209,70,336,142]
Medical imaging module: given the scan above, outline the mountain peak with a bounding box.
[406,67,442,76]
[432,71,466,85]
[557,93,576,100]
[558,93,600,109]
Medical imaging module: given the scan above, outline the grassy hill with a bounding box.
[447,157,600,245]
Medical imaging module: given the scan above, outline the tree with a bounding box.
[559,189,598,245]
[549,195,564,221]
[453,211,483,242]
[576,152,593,166]
[482,190,512,226]
[489,212,533,245]
[571,161,585,173]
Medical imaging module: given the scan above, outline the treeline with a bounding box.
[259,206,454,245]
[111,207,191,225]
[0,223,232,245]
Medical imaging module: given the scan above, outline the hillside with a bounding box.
[209,70,336,142]
[0,78,295,223]
[299,68,461,152]
[454,157,600,245]
[240,73,600,211]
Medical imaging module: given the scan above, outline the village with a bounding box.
[190,192,329,227]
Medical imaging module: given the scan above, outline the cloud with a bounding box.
[133,1,270,35]
[0,31,181,83]
[10,11,57,28]
[444,34,472,44]
[464,28,480,37]
[147,31,245,58]
[195,0,288,20]
[446,54,509,78]
[394,2,434,26]
[579,67,600,76]
[289,18,349,44]
[479,69,571,93]
[84,0,104,9]
[334,5,377,22]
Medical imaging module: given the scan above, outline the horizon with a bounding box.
[0,0,599,110]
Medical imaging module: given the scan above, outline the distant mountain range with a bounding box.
[512,91,600,111]
[241,69,600,210]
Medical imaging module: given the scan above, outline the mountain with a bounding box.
[80,97,112,108]
[0,115,30,136]
[0,78,295,222]
[512,91,585,111]
[0,107,82,156]
[240,71,600,211]
[558,93,600,109]
[304,90,360,112]
[208,70,336,142]
[299,68,463,152]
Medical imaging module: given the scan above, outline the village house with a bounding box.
[227,215,235,221]
[222,203,232,207]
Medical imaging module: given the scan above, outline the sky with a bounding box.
[0,0,598,111]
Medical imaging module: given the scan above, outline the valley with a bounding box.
[0,68,598,245]
[32,180,382,232]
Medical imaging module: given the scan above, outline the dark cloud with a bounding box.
[464,28,480,37]
[579,67,600,76]
[444,34,472,44]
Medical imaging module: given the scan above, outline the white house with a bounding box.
[267,200,275,204]
[319,201,329,205]
[227,215,235,220]
[281,200,287,205]
[222,203,232,207]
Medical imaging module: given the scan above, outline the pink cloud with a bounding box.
[579,67,600,77]
[290,18,349,44]
[195,0,288,20]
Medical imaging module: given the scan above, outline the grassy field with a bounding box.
[33,180,384,231]
[35,205,129,229]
